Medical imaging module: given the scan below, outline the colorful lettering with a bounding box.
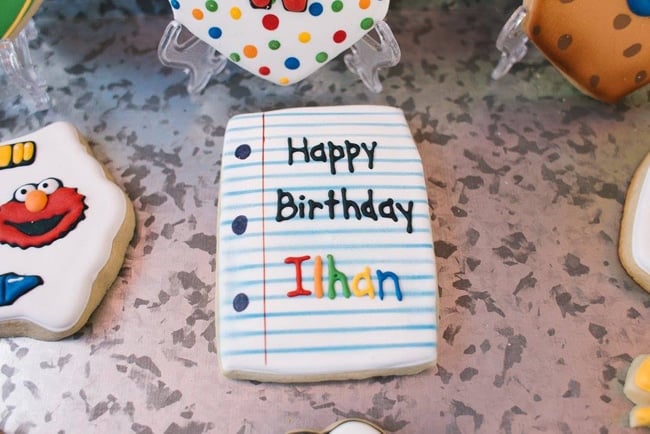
[377,270,403,301]
[285,255,312,297]
[351,266,375,299]
[327,254,350,299]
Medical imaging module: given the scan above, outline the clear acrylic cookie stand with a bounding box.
[0,20,50,111]
[158,19,401,94]
[491,5,529,80]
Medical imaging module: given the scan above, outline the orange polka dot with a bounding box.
[243,45,258,58]
[279,77,290,85]
[359,0,371,9]
[230,7,242,19]
[192,8,204,19]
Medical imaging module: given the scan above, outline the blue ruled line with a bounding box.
[221,341,436,356]
[223,307,433,321]
[221,324,436,338]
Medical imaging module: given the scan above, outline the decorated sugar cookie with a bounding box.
[287,418,384,434]
[620,153,650,293]
[0,122,135,340]
[159,0,399,92]
[624,355,650,427]
[0,0,43,40]
[217,105,437,382]
[493,0,650,103]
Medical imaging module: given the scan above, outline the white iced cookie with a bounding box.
[167,0,390,85]
[287,418,384,434]
[0,122,135,340]
[620,153,650,292]
[217,105,438,382]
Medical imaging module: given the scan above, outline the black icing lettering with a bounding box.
[323,189,340,219]
[276,189,297,221]
[310,142,327,162]
[344,140,361,173]
[362,141,377,170]
[360,189,378,220]
[341,187,361,220]
[308,200,323,219]
[395,200,414,234]
[327,142,345,175]
[378,199,398,222]
[288,137,309,166]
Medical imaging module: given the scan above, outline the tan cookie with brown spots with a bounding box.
[523,0,650,103]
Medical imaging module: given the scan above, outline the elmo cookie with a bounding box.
[524,0,650,102]
[0,122,135,340]
[620,153,650,293]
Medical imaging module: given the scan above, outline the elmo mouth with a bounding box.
[6,214,65,237]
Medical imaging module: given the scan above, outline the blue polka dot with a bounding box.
[232,215,248,235]
[208,27,222,39]
[233,293,249,312]
[285,57,301,70]
[309,2,323,16]
[628,0,650,16]
[235,144,251,159]
[170,0,180,9]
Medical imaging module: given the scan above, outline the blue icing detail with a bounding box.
[285,57,301,70]
[309,2,324,16]
[628,0,650,16]
[170,0,180,9]
[208,27,222,39]
[232,215,248,235]
[0,273,43,306]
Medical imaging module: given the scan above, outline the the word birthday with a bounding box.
[276,188,414,233]
[287,137,377,175]
[284,255,403,301]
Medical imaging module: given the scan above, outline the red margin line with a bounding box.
[261,113,268,365]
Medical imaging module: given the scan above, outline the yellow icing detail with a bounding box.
[22,141,34,162]
[279,77,290,85]
[630,406,650,428]
[314,255,323,298]
[352,266,375,298]
[230,7,241,19]
[635,358,650,392]
[12,142,23,165]
[298,32,311,43]
[0,145,11,167]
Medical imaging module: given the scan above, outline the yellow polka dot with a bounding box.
[298,32,311,43]
[359,0,371,9]
[279,77,290,85]
[230,7,242,19]
[243,45,258,58]
[192,8,204,19]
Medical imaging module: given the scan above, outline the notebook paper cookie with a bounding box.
[217,105,437,382]
[620,153,650,292]
[0,122,135,340]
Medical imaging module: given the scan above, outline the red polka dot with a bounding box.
[262,14,280,30]
[333,30,347,43]
[259,66,271,76]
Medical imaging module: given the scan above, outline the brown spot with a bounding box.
[613,14,632,29]
[560,0,573,3]
[532,25,541,36]
[589,75,600,88]
[558,34,573,50]
[636,70,648,83]
[624,43,642,57]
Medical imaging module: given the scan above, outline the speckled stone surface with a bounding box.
[1,1,650,433]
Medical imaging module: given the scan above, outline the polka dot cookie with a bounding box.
[168,0,390,85]
[523,0,650,103]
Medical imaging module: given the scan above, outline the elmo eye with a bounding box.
[13,184,36,202]
[37,178,62,194]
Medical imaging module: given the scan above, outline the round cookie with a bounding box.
[619,153,650,293]
[523,0,650,103]
[0,122,135,340]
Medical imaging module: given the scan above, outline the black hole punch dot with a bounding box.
[231,215,248,235]
[235,144,252,160]
[233,293,249,312]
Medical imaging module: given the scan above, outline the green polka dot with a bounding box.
[230,53,241,62]
[315,52,328,63]
[332,1,343,12]
[205,0,218,11]
[268,40,281,50]
[360,17,374,30]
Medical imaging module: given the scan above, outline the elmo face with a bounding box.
[0,178,86,249]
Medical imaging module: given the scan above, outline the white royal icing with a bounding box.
[168,0,390,85]
[217,106,437,381]
[632,159,650,274]
[0,122,128,333]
